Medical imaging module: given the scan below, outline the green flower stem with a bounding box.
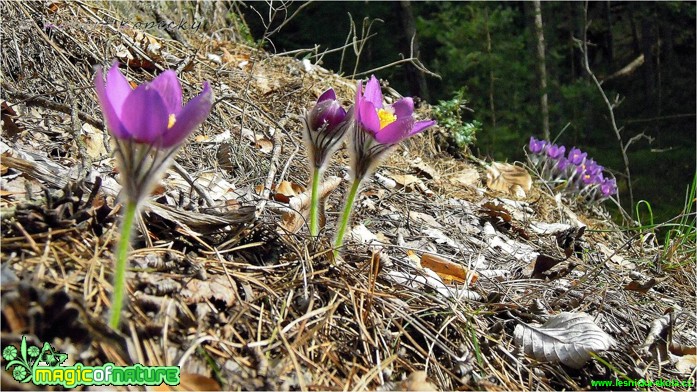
[309,167,322,237]
[333,177,362,256]
[109,200,138,329]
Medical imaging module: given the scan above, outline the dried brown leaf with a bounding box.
[410,160,440,180]
[280,176,341,233]
[624,278,657,294]
[182,275,236,307]
[420,253,478,285]
[255,137,273,154]
[390,174,420,188]
[480,201,513,223]
[81,123,108,159]
[486,162,532,197]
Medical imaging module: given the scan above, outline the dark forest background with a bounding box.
[242,1,696,225]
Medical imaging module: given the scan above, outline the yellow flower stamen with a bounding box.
[167,114,176,129]
[377,108,396,129]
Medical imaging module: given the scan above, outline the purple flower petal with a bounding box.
[408,120,436,137]
[547,144,566,160]
[106,63,132,114]
[94,66,131,140]
[358,100,380,134]
[600,178,617,196]
[392,98,414,118]
[354,81,364,123]
[310,99,347,131]
[120,83,170,145]
[528,137,549,154]
[149,70,183,114]
[162,82,214,147]
[375,116,413,144]
[363,75,383,108]
[317,88,336,103]
[555,157,570,171]
[567,147,587,165]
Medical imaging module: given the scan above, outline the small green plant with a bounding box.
[662,173,696,269]
[432,89,480,154]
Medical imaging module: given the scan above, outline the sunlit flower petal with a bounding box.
[375,116,413,144]
[392,97,414,118]
[409,120,437,137]
[358,100,381,133]
[362,75,383,108]
[120,84,170,145]
[317,88,336,103]
[163,82,214,147]
[94,66,131,139]
[149,70,183,114]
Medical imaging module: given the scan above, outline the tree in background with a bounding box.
[242,1,695,225]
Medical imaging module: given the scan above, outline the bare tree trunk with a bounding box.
[396,0,429,100]
[484,7,496,130]
[605,1,614,66]
[533,0,550,140]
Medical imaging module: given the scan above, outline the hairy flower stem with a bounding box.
[309,167,323,237]
[334,178,362,257]
[109,200,138,329]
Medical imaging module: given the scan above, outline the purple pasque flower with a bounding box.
[350,75,436,179]
[354,76,435,144]
[94,62,213,148]
[528,137,547,154]
[581,169,604,186]
[577,158,602,176]
[94,62,213,203]
[555,157,571,173]
[599,177,617,197]
[302,88,351,169]
[546,143,566,160]
[567,147,587,165]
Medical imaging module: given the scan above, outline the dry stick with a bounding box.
[580,2,634,219]
[171,161,215,207]
[1,82,104,129]
[256,125,284,219]
[353,34,440,79]
[351,17,384,78]
[69,86,92,177]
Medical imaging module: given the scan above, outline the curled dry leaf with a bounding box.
[420,253,478,285]
[181,275,236,307]
[486,162,532,197]
[526,254,567,279]
[390,174,421,189]
[480,201,512,223]
[280,176,341,233]
[397,371,438,391]
[274,180,304,202]
[255,137,273,154]
[514,312,615,369]
[624,277,658,294]
[449,167,479,187]
[1,100,23,137]
[410,160,440,181]
[674,355,697,375]
[256,181,304,203]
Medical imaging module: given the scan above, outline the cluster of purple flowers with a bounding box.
[528,137,617,202]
